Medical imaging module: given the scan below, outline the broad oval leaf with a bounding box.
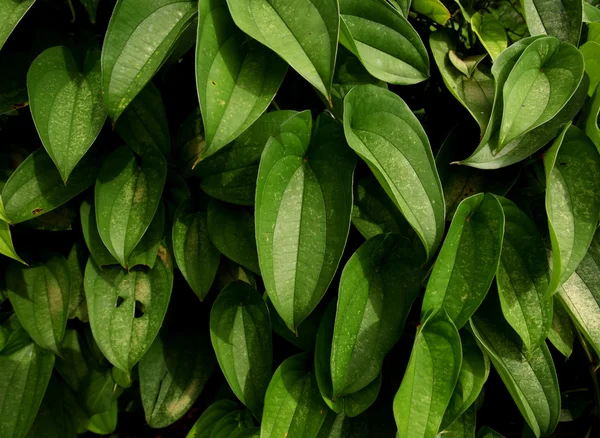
[210,281,272,417]
[0,0,35,51]
[544,125,600,295]
[101,0,198,120]
[226,0,339,101]
[2,148,98,224]
[7,256,70,354]
[186,400,240,438]
[256,111,355,331]
[393,309,462,438]
[338,0,429,85]
[496,197,552,353]
[95,145,167,268]
[331,233,424,397]
[522,0,582,45]
[84,244,174,372]
[196,0,287,159]
[471,293,560,438]
[80,199,118,267]
[172,198,220,301]
[27,45,106,182]
[421,193,504,329]
[471,12,507,62]
[343,84,445,258]
[261,353,330,438]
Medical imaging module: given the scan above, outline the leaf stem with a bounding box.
[67,0,76,23]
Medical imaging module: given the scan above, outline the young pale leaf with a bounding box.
[210,281,272,418]
[0,334,55,438]
[261,353,330,438]
[186,400,240,438]
[2,148,97,224]
[471,12,507,61]
[393,309,462,438]
[84,244,174,372]
[441,404,477,437]
[332,233,424,397]
[101,0,198,120]
[343,84,445,259]
[544,125,600,296]
[471,293,560,438]
[140,314,216,428]
[0,0,35,50]
[496,197,552,353]
[27,45,106,182]
[522,0,582,45]
[338,0,430,85]
[7,257,71,354]
[548,296,574,358]
[0,213,25,264]
[195,110,297,206]
[421,193,504,328]
[208,199,259,274]
[95,145,167,268]
[256,111,355,331]
[172,198,220,301]
[580,42,600,96]
[80,200,118,267]
[196,0,287,159]
[127,201,165,269]
[497,36,584,150]
[411,0,451,25]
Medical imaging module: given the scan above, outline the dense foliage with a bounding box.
[1,0,600,437]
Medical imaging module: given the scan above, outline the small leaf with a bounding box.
[216,259,257,292]
[0,0,36,51]
[210,281,272,417]
[580,41,600,97]
[7,256,71,354]
[522,0,582,45]
[548,296,574,358]
[80,200,118,268]
[86,401,117,435]
[343,84,445,259]
[471,12,507,61]
[0,209,25,264]
[448,51,487,79]
[186,400,240,438]
[80,0,99,23]
[127,201,166,270]
[393,309,462,438]
[27,45,106,181]
[411,0,451,25]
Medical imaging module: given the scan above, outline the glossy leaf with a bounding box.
[186,400,240,438]
[101,0,198,120]
[343,84,445,258]
[80,200,118,268]
[522,0,582,45]
[27,45,106,182]
[256,111,355,331]
[411,0,450,25]
[210,281,272,417]
[548,296,574,358]
[0,0,35,50]
[580,42,600,98]
[393,309,462,438]
[471,12,507,61]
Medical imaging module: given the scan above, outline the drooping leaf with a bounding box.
[522,0,582,45]
[0,0,36,51]
[256,111,355,331]
[471,12,507,61]
[343,84,445,259]
[226,0,339,101]
[421,194,504,329]
[27,45,106,182]
[127,201,166,269]
[80,200,118,268]
[261,353,330,438]
[338,0,430,85]
[393,309,462,438]
[0,212,25,264]
[95,144,167,268]
[548,296,574,358]
[196,0,287,159]
[7,256,70,354]
[186,400,241,438]
[210,281,272,418]
[101,0,198,120]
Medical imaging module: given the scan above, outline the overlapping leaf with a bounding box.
[522,0,582,45]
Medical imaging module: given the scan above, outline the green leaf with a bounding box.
[86,401,117,435]
[584,2,600,22]
[261,353,330,438]
[210,410,254,437]
[95,145,167,268]
[0,333,55,438]
[339,0,429,85]
[186,400,241,438]
[544,125,600,296]
[440,404,477,438]
[448,52,487,79]
[174,107,206,172]
[0,0,35,51]
[210,281,272,417]
[196,0,287,159]
[195,110,297,206]
[477,426,505,438]
[172,198,220,301]
[471,12,507,62]
[7,256,70,354]
[393,309,462,438]
[84,243,174,372]
[471,293,560,438]
[115,82,171,160]
[207,199,260,275]
[522,0,582,45]
[584,83,600,150]
[0,210,25,264]
[429,29,494,136]
[496,196,552,353]
[2,148,98,224]
[580,42,600,97]
[332,233,424,397]
[256,111,355,331]
[216,258,257,292]
[411,0,451,25]
[80,200,118,268]
[127,201,165,269]
[497,36,584,150]
[441,330,490,430]
[80,0,99,23]
[140,314,216,428]
[27,45,106,182]
[66,243,89,322]
[226,0,339,101]
[54,329,90,393]
[343,84,445,259]
[548,296,574,358]
[101,0,198,120]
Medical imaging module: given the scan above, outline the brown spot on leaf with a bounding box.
[32,208,43,215]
